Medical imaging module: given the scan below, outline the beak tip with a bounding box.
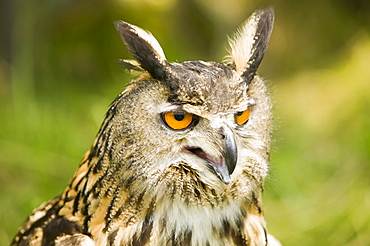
[211,161,232,185]
[221,175,231,184]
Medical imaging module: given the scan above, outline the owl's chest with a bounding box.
[97,199,267,246]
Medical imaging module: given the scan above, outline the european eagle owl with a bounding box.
[12,7,281,246]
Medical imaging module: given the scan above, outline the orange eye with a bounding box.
[235,109,251,125]
[162,111,194,130]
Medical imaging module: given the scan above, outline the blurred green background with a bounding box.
[1,0,369,245]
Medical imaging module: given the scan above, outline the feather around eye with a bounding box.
[162,111,194,130]
[235,109,251,125]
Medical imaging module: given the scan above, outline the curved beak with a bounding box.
[186,126,237,184]
[215,126,237,184]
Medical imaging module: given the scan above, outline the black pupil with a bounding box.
[174,112,185,121]
[236,111,243,116]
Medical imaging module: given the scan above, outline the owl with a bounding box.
[11,7,280,246]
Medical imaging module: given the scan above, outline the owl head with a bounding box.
[92,8,274,200]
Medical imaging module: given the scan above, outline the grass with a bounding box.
[263,36,370,245]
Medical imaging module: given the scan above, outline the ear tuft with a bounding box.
[116,59,143,71]
[225,7,274,84]
[114,21,171,80]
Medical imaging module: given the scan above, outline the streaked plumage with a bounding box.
[12,8,281,246]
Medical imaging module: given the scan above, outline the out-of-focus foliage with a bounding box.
[0,0,369,245]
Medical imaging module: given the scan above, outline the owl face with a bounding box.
[105,9,274,192]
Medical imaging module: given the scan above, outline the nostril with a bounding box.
[219,128,226,140]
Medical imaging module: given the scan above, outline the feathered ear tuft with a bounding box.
[114,21,171,80]
[116,59,143,72]
[225,7,274,85]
